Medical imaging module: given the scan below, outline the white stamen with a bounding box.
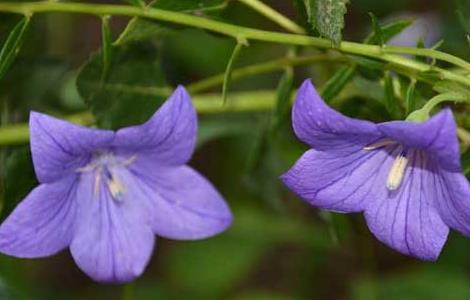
[108,175,125,201]
[94,171,102,197]
[386,153,408,191]
[363,139,397,150]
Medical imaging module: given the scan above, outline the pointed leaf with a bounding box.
[365,18,413,45]
[405,79,416,114]
[383,71,398,117]
[0,16,30,81]
[272,68,294,130]
[293,0,317,33]
[101,15,113,81]
[222,41,245,104]
[316,0,349,47]
[321,65,356,101]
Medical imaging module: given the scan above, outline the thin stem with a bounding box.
[0,91,277,145]
[188,53,348,93]
[238,0,306,34]
[0,2,469,86]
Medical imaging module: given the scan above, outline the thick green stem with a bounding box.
[0,2,469,87]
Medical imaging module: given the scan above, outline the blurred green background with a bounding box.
[0,0,470,299]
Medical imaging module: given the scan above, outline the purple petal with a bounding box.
[292,79,380,150]
[29,112,114,183]
[378,108,460,171]
[430,167,470,237]
[70,168,155,283]
[114,86,197,166]
[281,145,395,213]
[364,151,449,261]
[127,161,232,240]
[0,175,78,258]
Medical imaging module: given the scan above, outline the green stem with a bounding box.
[0,2,469,86]
[0,91,277,145]
[458,127,470,147]
[188,53,348,93]
[238,0,306,34]
[406,92,468,122]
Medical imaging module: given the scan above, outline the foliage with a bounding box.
[0,0,469,299]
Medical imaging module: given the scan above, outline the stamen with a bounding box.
[108,174,125,202]
[363,139,397,151]
[386,152,408,191]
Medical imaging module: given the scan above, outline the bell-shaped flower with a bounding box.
[282,79,470,260]
[0,86,232,282]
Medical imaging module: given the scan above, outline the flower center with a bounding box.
[364,140,409,191]
[77,151,137,202]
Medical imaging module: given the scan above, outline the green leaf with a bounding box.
[293,0,317,33]
[114,18,169,46]
[405,79,416,115]
[365,15,413,45]
[367,12,384,45]
[76,42,170,129]
[115,0,228,46]
[383,71,398,117]
[1,147,37,219]
[271,68,294,130]
[457,0,470,33]
[197,115,256,147]
[315,0,349,47]
[320,65,356,101]
[100,15,113,81]
[222,41,245,104]
[0,16,30,81]
[462,149,470,176]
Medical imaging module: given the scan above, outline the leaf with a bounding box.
[353,56,385,80]
[101,15,113,81]
[457,0,470,33]
[271,68,294,130]
[222,41,245,104]
[115,0,228,46]
[1,147,37,219]
[197,115,256,147]
[293,0,317,33]
[383,71,398,117]
[76,42,170,129]
[367,12,384,45]
[320,65,356,101]
[405,79,416,115]
[0,16,30,81]
[315,0,349,47]
[365,15,413,45]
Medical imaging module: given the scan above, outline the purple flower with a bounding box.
[282,79,470,260]
[0,86,232,283]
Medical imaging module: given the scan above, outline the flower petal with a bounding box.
[127,162,232,240]
[0,175,78,258]
[70,169,155,283]
[114,86,197,166]
[378,108,460,171]
[281,145,396,212]
[29,112,114,183]
[292,79,380,150]
[364,151,449,261]
[430,167,470,237]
